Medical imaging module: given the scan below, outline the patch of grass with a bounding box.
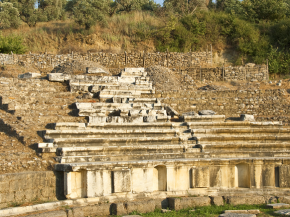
[140,204,282,217]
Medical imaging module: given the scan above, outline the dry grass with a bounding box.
[1,12,163,54]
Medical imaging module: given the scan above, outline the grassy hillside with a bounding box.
[1,8,290,75]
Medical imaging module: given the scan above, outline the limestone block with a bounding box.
[192,167,210,188]
[111,203,127,215]
[143,116,157,122]
[240,114,255,122]
[18,72,41,79]
[132,168,153,193]
[23,210,67,217]
[219,214,256,217]
[224,196,265,205]
[224,210,260,214]
[88,116,107,123]
[198,110,216,115]
[182,111,196,116]
[86,67,108,74]
[267,203,290,209]
[113,170,131,193]
[279,165,290,188]
[48,73,65,82]
[210,196,224,206]
[126,200,156,214]
[124,67,145,73]
[274,209,290,216]
[70,207,85,217]
[168,197,211,210]
[82,204,111,216]
[278,196,290,204]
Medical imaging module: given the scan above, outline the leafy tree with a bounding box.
[3,0,38,27]
[241,0,289,22]
[0,2,21,28]
[66,0,109,29]
[164,0,207,16]
[114,0,158,13]
[38,0,66,21]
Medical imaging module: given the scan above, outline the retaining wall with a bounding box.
[142,89,289,117]
[0,171,64,209]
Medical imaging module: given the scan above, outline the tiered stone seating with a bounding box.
[39,68,290,200]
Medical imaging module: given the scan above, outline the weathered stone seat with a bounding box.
[52,136,183,147]
[45,129,179,139]
[187,121,283,129]
[183,115,225,122]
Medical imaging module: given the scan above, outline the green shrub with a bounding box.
[0,34,27,54]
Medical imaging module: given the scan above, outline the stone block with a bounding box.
[70,207,85,217]
[267,203,290,209]
[224,196,265,205]
[279,165,290,187]
[219,214,256,217]
[240,114,255,122]
[86,67,108,74]
[278,196,290,204]
[198,110,216,115]
[111,203,127,215]
[126,200,156,213]
[274,209,290,216]
[24,210,67,217]
[210,196,224,206]
[48,73,65,82]
[82,204,111,216]
[18,72,41,79]
[113,170,131,193]
[168,197,211,210]
[224,210,260,214]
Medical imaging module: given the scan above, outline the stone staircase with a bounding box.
[38,67,290,199]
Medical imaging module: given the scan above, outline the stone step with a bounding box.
[55,123,86,130]
[86,122,175,130]
[90,84,153,92]
[54,156,290,171]
[183,115,225,122]
[53,136,183,147]
[45,129,179,139]
[197,142,290,152]
[187,121,283,129]
[57,144,191,156]
[195,135,290,143]
[192,128,290,136]
[57,151,202,163]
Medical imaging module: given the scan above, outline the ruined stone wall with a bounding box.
[143,89,289,117]
[0,52,268,82]
[0,171,63,209]
[0,51,212,68]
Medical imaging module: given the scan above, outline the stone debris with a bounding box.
[51,59,109,75]
[198,85,229,91]
[182,111,196,116]
[240,114,255,122]
[219,213,256,217]
[18,72,41,79]
[266,203,290,209]
[224,210,260,214]
[198,110,216,115]
[161,209,171,213]
[210,196,224,206]
[274,209,290,216]
[86,67,108,74]
[189,209,195,212]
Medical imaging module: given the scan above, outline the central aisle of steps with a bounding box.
[39,67,290,199]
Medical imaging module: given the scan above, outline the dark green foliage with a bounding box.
[0,2,21,29]
[0,34,27,53]
[38,0,66,21]
[66,0,109,30]
[3,0,38,27]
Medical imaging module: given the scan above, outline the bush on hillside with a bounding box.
[0,34,27,54]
